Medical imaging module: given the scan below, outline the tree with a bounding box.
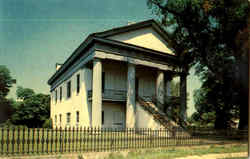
[0,65,16,124]
[16,86,35,100]
[0,65,16,97]
[192,77,240,129]
[147,0,250,129]
[11,88,50,128]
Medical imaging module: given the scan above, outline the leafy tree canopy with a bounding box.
[0,65,16,97]
[16,86,35,100]
[147,0,250,129]
[11,92,50,128]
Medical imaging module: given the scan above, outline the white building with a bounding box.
[48,19,187,129]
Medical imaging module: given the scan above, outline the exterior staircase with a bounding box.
[137,96,178,130]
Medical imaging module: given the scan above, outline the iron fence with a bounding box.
[0,127,247,156]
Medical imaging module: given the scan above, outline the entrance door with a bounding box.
[113,111,124,129]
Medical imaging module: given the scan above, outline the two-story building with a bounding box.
[48,19,187,129]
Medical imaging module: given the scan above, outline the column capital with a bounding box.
[127,61,136,67]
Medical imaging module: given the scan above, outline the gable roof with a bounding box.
[92,19,175,51]
[48,19,178,85]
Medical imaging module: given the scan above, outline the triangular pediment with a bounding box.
[94,20,175,55]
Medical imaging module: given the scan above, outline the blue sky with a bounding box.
[0,0,200,116]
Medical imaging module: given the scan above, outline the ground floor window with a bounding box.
[76,111,79,123]
[102,111,104,125]
[66,113,71,124]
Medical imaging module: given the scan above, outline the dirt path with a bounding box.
[175,152,247,159]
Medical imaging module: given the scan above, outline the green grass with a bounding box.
[104,144,248,159]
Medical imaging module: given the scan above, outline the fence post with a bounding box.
[68,127,71,152]
[87,127,89,152]
[11,127,15,155]
[22,127,25,154]
[55,127,57,153]
[64,127,67,153]
[79,126,82,152]
[36,128,40,154]
[50,127,53,154]
[46,128,49,153]
[59,127,62,153]
[75,126,79,152]
[42,128,45,154]
[72,127,75,152]
[27,128,31,154]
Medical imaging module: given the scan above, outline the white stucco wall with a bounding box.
[102,102,126,129]
[51,67,92,128]
[136,102,164,130]
[108,27,174,55]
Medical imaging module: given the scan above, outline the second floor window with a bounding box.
[55,90,57,103]
[67,81,71,98]
[59,86,62,101]
[66,113,71,124]
[76,74,80,94]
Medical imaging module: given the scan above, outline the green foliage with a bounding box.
[42,118,53,128]
[147,0,250,129]
[11,90,50,128]
[0,66,16,123]
[16,86,35,100]
[0,65,16,97]
[191,75,240,129]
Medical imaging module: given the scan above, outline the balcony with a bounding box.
[88,89,127,102]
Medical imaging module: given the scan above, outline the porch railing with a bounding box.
[88,89,127,101]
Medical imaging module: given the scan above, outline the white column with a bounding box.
[126,63,136,128]
[180,73,187,121]
[92,59,102,127]
[156,70,165,105]
[166,80,172,97]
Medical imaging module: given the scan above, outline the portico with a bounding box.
[89,56,187,128]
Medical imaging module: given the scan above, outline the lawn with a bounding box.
[104,144,247,159]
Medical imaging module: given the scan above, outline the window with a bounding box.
[55,90,57,103]
[102,72,105,93]
[102,111,104,125]
[59,86,62,101]
[59,114,62,124]
[66,113,71,124]
[55,115,57,124]
[76,74,80,94]
[76,111,79,123]
[67,81,71,98]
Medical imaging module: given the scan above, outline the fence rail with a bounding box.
[0,127,247,156]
